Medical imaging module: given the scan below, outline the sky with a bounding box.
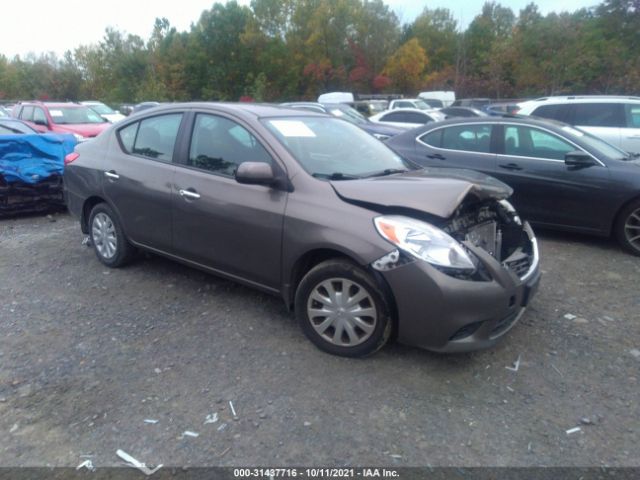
[1,0,597,59]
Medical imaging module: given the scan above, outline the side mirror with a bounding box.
[565,151,597,168]
[235,162,275,186]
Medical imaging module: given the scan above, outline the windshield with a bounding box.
[561,126,630,161]
[328,105,368,125]
[413,100,431,110]
[264,117,413,178]
[88,103,115,115]
[49,107,106,125]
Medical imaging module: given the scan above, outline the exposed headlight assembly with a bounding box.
[374,215,476,271]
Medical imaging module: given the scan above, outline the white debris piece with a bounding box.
[566,427,582,435]
[505,355,521,372]
[563,313,577,320]
[182,431,199,438]
[217,423,228,432]
[144,419,159,424]
[9,423,19,434]
[116,449,163,476]
[630,349,640,359]
[204,413,219,424]
[229,401,237,418]
[76,460,96,472]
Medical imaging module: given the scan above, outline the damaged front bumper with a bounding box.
[376,222,540,353]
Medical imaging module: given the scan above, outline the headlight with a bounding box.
[374,215,475,271]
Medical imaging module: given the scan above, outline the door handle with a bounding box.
[179,188,201,200]
[499,163,523,171]
[427,153,445,160]
[104,170,120,179]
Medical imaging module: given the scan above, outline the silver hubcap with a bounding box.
[625,208,640,250]
[307,278,377,347]
[92,212,117,259]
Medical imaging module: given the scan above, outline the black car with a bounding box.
[386,116,640,255]
[280,102,404,141]
[440,107,488,118]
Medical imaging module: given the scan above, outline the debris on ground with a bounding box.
[143,419,159,424]
[217,423,228,432]
[551,364,563,377]
[116,449,163,476]
[229,401,237,418]
[505,355,521,372]
[9,423,19,433]
[76,459,96,472]
[219,447,231,457]
[181,431,199,438]
[204,413,219,424]
[566,427,582,435]
[580,417,594,425]
[563,313,577,320]
[630,349,640,359]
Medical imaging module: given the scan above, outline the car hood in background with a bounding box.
[330,168,513,219]
[359,122,407,137]
[55,123,110,138]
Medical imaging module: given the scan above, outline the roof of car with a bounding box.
[379,107,440,115]
[130,102,329,120]
[421,114,571,129]
[523,95,640,104]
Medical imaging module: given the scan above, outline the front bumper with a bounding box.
[379,223,540,353]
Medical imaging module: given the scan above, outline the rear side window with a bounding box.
[531,104,565,121]
[441,124,492,153]
[381,112,406,122]
[404,112,431,124]
[625,104,640,128]
[117,114,183,161]
[20,106,34,122]
[570,103,624,127]
[419,129,443,148]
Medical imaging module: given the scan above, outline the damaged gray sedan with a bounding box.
[64,103,540,357]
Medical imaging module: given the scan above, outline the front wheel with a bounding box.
[614,199,640,256]
[295,259,392,357]
[88,203,135,267]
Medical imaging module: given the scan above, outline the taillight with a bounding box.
[64,152,80,165]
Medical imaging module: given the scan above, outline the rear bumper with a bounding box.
[380,224,540,353]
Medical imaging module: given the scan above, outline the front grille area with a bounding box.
[504,250,532,279]
[449,320,484,341]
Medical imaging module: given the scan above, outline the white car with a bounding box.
[517,96,640,153]
[369,108,446,129]
[389,98,435,111]
[81,101,126,123]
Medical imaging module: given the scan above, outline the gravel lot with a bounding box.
[0,211,639,468]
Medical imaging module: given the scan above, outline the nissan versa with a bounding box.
[64,103,541,357]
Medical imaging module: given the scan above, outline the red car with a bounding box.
[12,101,110,141]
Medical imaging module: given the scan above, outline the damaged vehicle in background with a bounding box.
[64,103,540,357]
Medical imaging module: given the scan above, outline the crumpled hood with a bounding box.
[330,167,513,219]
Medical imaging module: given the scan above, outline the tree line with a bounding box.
[0,0,638,105]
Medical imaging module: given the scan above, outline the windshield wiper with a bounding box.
[312,172,361,180]
[365,168,409,178]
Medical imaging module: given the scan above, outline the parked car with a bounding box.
[517,95,640,154]
[440,107,489,118]
[369,108,446,129]
[451,98,491,109]
[280,102,404,141]
[12,101,109,141]
[420,98,445,108]
[64,103,540,356]
[131,102,161,114]
[388,98,437,111]
[353,100,388,117]
[0,106,10,117]
[81,101,126,123]
[0,118,38,135]
[485,102,520,115]
[419,91,456,107]
[386,116,640,255]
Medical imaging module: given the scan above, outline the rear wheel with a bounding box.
[88,203,135,267]
[615,199,640,256]
[295,259,392,357]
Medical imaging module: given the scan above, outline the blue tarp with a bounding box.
[0,134,76,184]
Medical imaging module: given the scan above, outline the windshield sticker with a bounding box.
[49,110,64,117]
[330,109,344,117]
[562,126,583,137]
[270,120,316,137]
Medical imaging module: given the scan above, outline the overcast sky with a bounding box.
[1,0,597,59]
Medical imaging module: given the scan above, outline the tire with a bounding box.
[614,199,640,256]
[88,203,135,267]
[294,259,393,357]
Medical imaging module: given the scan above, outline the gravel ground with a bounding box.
[0,212,638,468]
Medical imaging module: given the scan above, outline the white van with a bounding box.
[418,91,456,107]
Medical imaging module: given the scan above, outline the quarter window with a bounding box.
[130,114,183,161]
[118,123,139,153]
[420,129,443,148]
[188,114,272,176]
[625,104,640,128]
[504,126,575,160]
[441,125,492,153]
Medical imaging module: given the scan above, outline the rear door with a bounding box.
[493,123,612,232]
[623,103,640,154]
[171,111,287,290]
[102,112,184,251]
[415,123,498,173]
[567,103,624,149]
